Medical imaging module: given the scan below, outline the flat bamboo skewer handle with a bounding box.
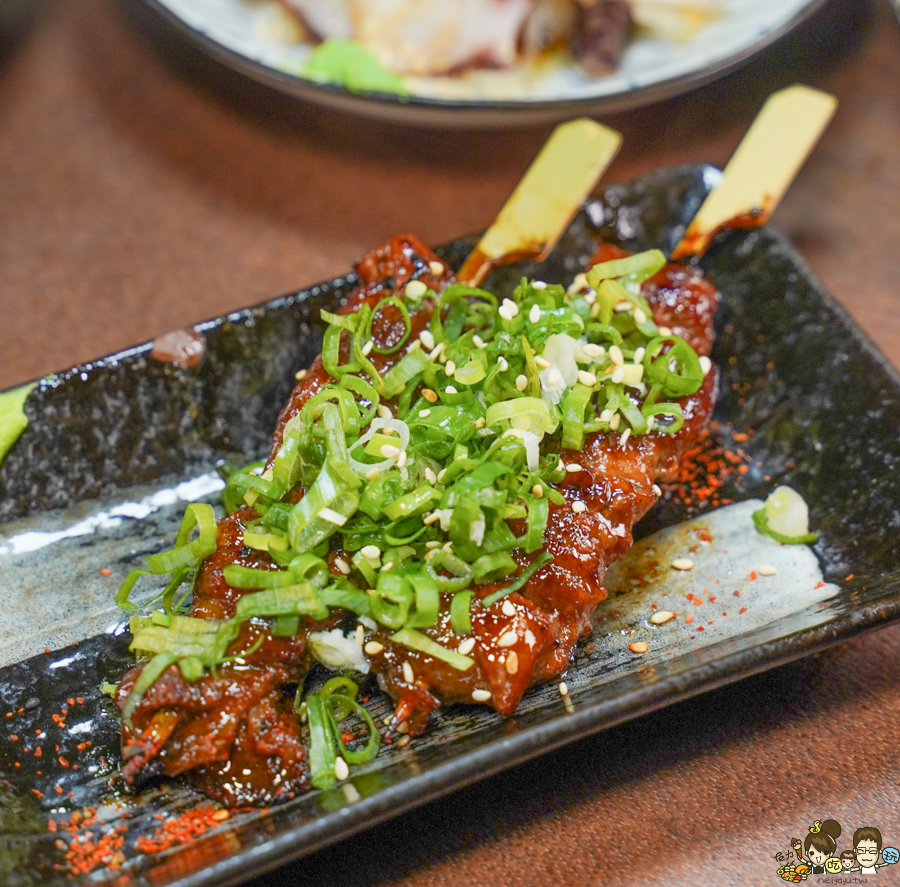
[671,85,837,260]
[457,118,622,287]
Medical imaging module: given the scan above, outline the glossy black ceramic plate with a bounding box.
[0,165,898,887]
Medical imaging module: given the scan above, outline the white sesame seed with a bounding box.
[700,355,712,376]
[548,368,563,386]
[582,343,604,359]
[422,388,438,403]
[609,345,625,366]
[425,540,441,549]
[381,561,394,572]
[611,366,625,384]
[419,408,432,419]
[334,757,350,781]
[658,326,673,336]
[405,280,428,299]
[497,630,518,648]
[532,484,543,498]
[382,427,395,435]
[472,689,492,702]
[515,374,528,391]
[558,682,569,697]
[590,302,600,318]
[444,360,456,377]
[429,261,444,276]
[759,564,777,576]
[318,506,347,525]
[529,304,541,323]
[620,428,631,447]
[502,600,517,617]
[475,417,485,429]
[599,409,613,423]
[396,720,409,734]
[652,483,662,497]
[577,370,597,387]
[361,544,381,559]
[398,451,408,468]
[361,340,374,356]
[365,467,380,481]
[380,444,401,458]
[294,368,308,381]
[355,624,365,645]
[382,716,392,725]
[458,637,476,655]
[419,329,435,350]
[650,610,675,625]
[376,404,392,419]
[498,306,512,322]
[633,347,646,363]
[437,468,448,482]
[402,661,414,683]
[439,351,448,364]
[629,642,648,654]
[532,281,547,290]
[647,416,656,432]
[609,413,621,431]
[505,651,519,675]
[428,342,445,361]
[423,511,441,525]
[535,356,552,369]
[334,557,351,575]
[671,558,694,571]
[633,308,647,325]
[473,335,486,349]
[566,462,583,473]
[498,357,509,372]
[572,500,587,514]
[397,734,411,747]
[445,385,458,394]
[442,541,454,553]
[501,298,519,317]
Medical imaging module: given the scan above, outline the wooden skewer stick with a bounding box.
[671,84,837,260]
[457,118,622,287]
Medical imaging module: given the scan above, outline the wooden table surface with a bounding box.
[1,1,899,885]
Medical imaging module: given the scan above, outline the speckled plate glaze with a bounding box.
[135,0,825,127]
[1,165,898,887]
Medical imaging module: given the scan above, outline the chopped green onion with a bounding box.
[389,628,475,671]
[450,590,474,635]
[481,551,553,607]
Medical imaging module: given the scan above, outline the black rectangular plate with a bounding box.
[0,165,898,887]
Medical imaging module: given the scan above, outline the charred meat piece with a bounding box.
[571,0,633,77]
[117,233,718,799]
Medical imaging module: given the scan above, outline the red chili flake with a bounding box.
[45,649,50,655]
[59,756,69,768]
[686,593,694,601]
[34,747,43,758]
[739,607,747,614]
[67,698,75,706]
[17,708,23,714]
[709,596,716,603]
[693,598,703,606]
[814,581,825,589]
[48,820,58,833]
[9,735,17,742]
[748,571,757,580]
[76,697,84,705]
[54,786,63,795]
[722,612,728,617]
[685,615,693,624]
[99,568,112,576]
[4,713,11,718]
[845,574,854,581]
[31,789,43,799]
[733,590,740,596]
[697,626,705,632]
